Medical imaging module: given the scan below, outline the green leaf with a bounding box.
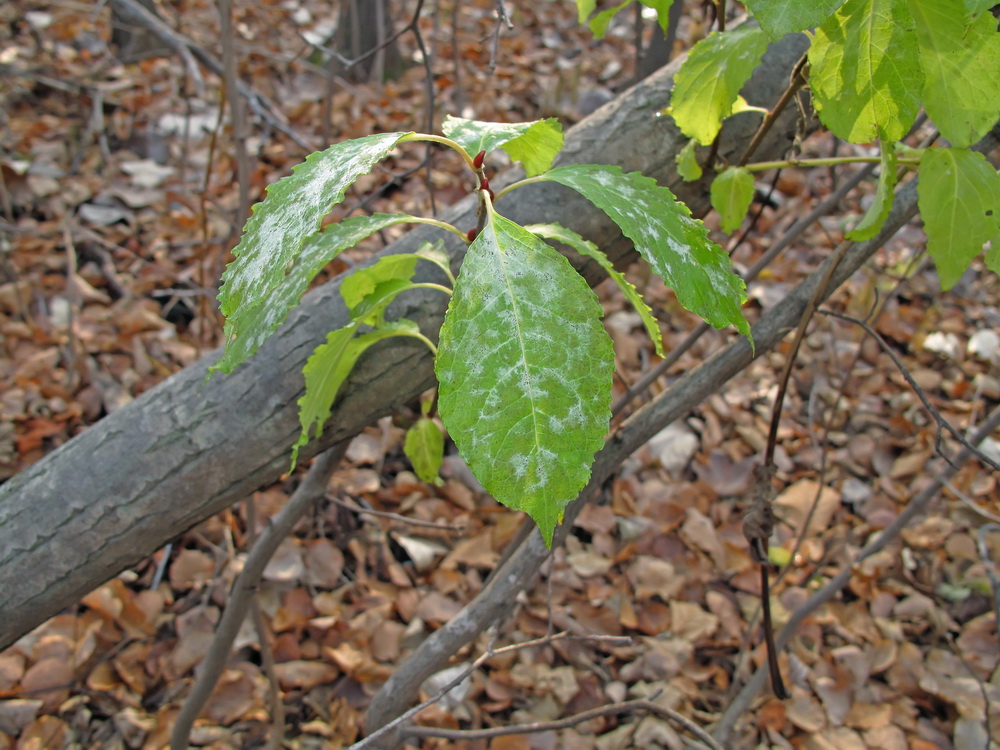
[918,147,1000,289]
[540,164,750,337]
[846,144,898,241]
[341,254,419,312]
[525,222,665,357]
[908,0,1000,147]
[404,417,445,484]
[415,240,453,279]
[501,121,565,177]
[589,0,633,38]
[294,319,423,468]
[214,131,411,373]
[808,0,923,143]
[436,214,614,546]
[441,116,564,176]
[576,0,597,24]
[668,26,771,145]
[744,0,848,38]
[711,166,755,234]
[639,0,676,33]
[676,139,703,182]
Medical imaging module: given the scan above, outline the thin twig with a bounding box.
[488,0,513,74]
[714,404,1000,743]
[109,0,314,150]
[245,498,285,750]
[821,309,1000,473]
[764,239,852,465]
[170,444,346,750]
[326,494,466,532]
[217,0,251,231]
[737,53,808,167]
[612,162,877,417]
[407,696,723,750]
[349,631,631,750]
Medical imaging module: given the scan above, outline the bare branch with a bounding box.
[715,402,1000,743]
[170,444,346,750]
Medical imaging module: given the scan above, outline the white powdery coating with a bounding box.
[437,214,613,533]
[217,133,406,369]
[545,164,747,332]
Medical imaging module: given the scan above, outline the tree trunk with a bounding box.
[331,0,404,83]
[0,28,808,652]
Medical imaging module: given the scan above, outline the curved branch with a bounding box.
[362,130,948,739]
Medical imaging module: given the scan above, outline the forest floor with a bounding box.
[1,1,999,749]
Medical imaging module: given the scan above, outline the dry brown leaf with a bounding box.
[774,479,841,538]
[169,549,216,591]
[416,591,463,626]
[262,537,305,583]
[566,550,613,578]
[784,686,827,732]
[304,539,345,589]
[901,516,956,549]
[19,657,72,713]
[627,556,682,601]
[273,660,338,690]
[680,508,727,570]
[0,699,43,736]
[669,600,719,642]
[200,668,258,725]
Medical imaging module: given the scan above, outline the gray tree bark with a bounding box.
[0,28,808,652]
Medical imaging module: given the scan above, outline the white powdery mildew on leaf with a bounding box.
[543,165,749,337]
[215,132,409,372]
[436,214,614,544]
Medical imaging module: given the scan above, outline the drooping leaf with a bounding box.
[525,222,665,357]
[846,144,899,241]
[667,26,771,145]
[341,254,420,311]
[711,166,755,234]
[294,319,424,467]
[744,0,848,38]
[918,147,1000,289]
[436,214,614,546]
[908,0,1000,147]
[415,240,453,280]
[808,0,923,143]
[539,165,750,337]
[501,121,565,177]
[676,138,703,182]
[442,116,564,176]
[576,0,597,24]
[404,417,445,484]
[214,130,411,373]
[589,0,633,38]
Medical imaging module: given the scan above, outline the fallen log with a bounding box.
[0,30,808,651]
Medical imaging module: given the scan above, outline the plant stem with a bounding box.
[399,132,476,170]
[409,282,453,297]
[403,330,438,356]
[493,174,547,201]
[407,215,468,242]
[746,155,919,172]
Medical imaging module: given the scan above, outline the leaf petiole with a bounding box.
[407,216,469,243]
[745,155,921,172]
[398,132,477,171]
[409,282,453,297]
[493,174,548,201]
